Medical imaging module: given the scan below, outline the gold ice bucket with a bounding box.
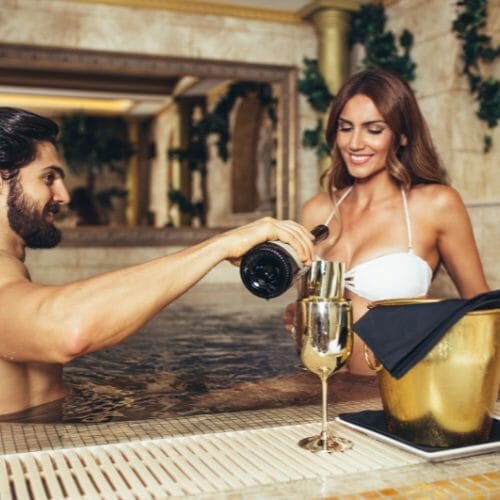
[369,299,500,448]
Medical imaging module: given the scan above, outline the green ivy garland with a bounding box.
[298,3,416,157]
[167,188,204,220]
[349,4,416,82]
[297,58,333,158]
[168,81,277,217]
[452,0,499,152]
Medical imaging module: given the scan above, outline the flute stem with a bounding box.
[320,371,329,443]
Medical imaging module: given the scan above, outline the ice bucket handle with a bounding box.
[363,343,383,372]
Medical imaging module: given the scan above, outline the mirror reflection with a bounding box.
[0,71,280,229]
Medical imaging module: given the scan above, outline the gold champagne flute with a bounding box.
[297,297,353,452]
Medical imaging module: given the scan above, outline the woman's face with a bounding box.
[335,94,394,181]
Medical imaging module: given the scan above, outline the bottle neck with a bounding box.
[311,224,329,244]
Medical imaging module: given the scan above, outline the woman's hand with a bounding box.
[283,301,296,335]
[283,301,303,354]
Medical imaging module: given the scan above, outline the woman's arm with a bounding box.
[432,186,489,298]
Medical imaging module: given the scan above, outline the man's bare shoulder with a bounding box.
[0,251,31,286]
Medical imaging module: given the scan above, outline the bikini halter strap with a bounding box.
[324,186,353,226]
[400,187,413,252]
[324,186,413,253]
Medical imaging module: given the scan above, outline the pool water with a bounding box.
[62,284,306,423]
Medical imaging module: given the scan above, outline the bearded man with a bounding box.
[0,107,315,421]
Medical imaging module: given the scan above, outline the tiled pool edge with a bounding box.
[0,398,498,498]
[0,400,382,455]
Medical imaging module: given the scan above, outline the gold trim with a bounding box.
[299,0,363,19]
[363,343,383,372]
[63,0,303,24]
[0,93,134,114]
[369,298,442,308]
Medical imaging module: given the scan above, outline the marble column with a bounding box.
[300,0,362,94]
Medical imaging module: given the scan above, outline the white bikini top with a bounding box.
[324,186,433,302]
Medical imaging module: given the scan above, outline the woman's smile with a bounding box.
[348,153,373,165]
[336,94,394,179]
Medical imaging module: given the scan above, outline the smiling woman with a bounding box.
[296,68,489,377]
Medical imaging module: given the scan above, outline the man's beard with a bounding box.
[7,181,62,249]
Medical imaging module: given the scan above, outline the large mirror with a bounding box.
[0,43,298,234]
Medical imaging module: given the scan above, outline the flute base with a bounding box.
[298,434,352,453]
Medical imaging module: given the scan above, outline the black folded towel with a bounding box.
[353,289,500,379]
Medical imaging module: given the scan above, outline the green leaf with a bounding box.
[452,0,499,150]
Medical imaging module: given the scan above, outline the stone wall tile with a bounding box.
[430,203,500,295]
[0,3,81,46]
[192,29,293,64]
[76,10,193,55]
[417,94,453,158]
[447,90,491,152]
[488,2,500,35]
[387,0,455,43]
[468,205,500,288]
[447,150,500,201]
[410,34,463,97]
[297,148,321,208]
[417,91,489,158]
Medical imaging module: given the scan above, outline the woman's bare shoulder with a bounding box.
[410,184,465,213]
[302,191,331,209]
[301,191,334,226]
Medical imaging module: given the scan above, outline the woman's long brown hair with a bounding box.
[322,69,448,193]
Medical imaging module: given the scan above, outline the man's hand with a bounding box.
[218,217,315,266]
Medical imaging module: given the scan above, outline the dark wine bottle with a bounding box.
[239,224,329,299]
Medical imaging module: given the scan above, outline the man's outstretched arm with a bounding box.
[0,218,314,364]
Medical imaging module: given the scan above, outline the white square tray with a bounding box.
[336,411,500,462]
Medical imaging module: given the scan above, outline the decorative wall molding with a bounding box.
[0,43,290,82]
[466,200,500,208]
[62,0,303,24]
[58,226,221,246]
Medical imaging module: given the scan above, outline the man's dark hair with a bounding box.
[0,107,59,181]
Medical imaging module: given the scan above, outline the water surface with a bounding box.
[63,284,305,422]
